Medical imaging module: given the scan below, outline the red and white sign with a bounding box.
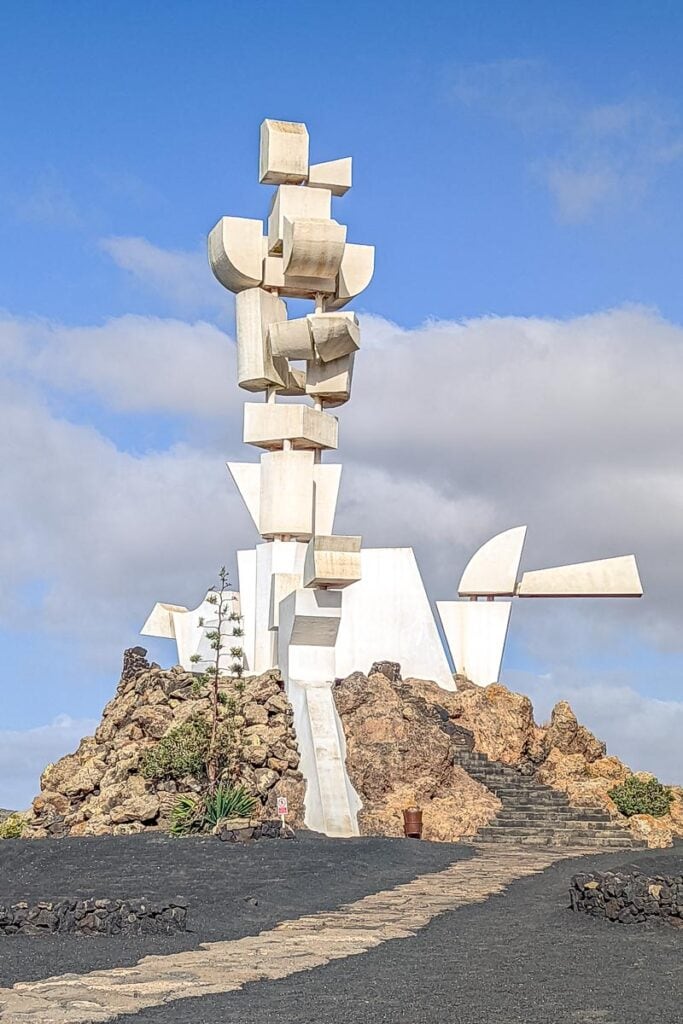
[276,796,288,817]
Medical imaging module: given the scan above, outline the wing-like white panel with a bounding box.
[437,600,512,687]
[140,602,187,639]
[458,526,527,597]
[517,554,643,597]
[227,462,261,532]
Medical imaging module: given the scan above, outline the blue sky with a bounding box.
[1,0,683,806]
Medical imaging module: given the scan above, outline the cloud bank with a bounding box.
[1,301,682,800]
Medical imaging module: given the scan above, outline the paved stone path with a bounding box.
[0,845,595,1023]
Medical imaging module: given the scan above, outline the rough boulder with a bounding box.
[333,670,500,841]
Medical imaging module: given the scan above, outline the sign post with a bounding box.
[276,795,288,833]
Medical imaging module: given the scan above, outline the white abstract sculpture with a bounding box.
[141,118,644,836]
[437,530,642,687]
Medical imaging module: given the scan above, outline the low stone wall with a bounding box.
[0,897,187,935]
[217,818,294,843]
[570,870,683,926]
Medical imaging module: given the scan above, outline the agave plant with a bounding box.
[203,784,256,828]
[169,794,205,837]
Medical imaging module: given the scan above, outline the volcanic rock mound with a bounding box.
[25,649,306,838]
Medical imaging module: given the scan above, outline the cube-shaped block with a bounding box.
[260,450,315,539]
[235,288,289,391]
[306,353,354,407]
[267,185,331,255]
[268,317,315,360]
[308,157,352,197]
[259,119,309,185]
[308,312,360,363]
[303,535,362,589]
[262,253,337,298]
[283,217,346,279]
[208,216,264,293]
[280,588,343,646]
[243,403,338,450]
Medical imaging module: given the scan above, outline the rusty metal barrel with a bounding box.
[402,806,423,839]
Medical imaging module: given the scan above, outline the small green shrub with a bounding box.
[609,775,673,818]
[0,813,25,839]
[169,794,204,837]
[140,716,211,781]
[204,785,256,828]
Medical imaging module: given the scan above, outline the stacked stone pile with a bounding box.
[570,870,683,925]
[0,897,187,936]
[25,649,306,838]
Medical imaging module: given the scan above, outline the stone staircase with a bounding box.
[453,746,647,849]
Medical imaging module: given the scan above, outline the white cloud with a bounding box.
[1,302,683,799]
[0,381,252,648]
[447,61,683,221]
[3,303,683,655]
[0,716,99,811]
[101,236,226,313]
[1,312,239,418]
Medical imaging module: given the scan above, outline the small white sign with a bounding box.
[276,796,288,817]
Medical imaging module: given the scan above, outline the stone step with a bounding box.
[494,816,611,828]
[472,781,566,796]
[494,808,611,823]
[468,833,646,848]
[482,818,631,831]
[462,771,537,784]
[459,768,521,779]
[490,791,570,804]
[485,783,568,796]
[477,824,637,840]
[478,777,560,790]
[468,838,647,850]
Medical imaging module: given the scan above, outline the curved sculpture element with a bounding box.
[208,216,264,292]
[458,525,527,597]
[326,242,375,311]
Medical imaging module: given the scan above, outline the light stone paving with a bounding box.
[0,845,588,1023]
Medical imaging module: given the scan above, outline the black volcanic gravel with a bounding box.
[1,836,681,1023]
[0,831,470,986]
[112,844,682,1024]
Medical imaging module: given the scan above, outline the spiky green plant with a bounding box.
[203,784,256,828]
[169,794,205,837]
